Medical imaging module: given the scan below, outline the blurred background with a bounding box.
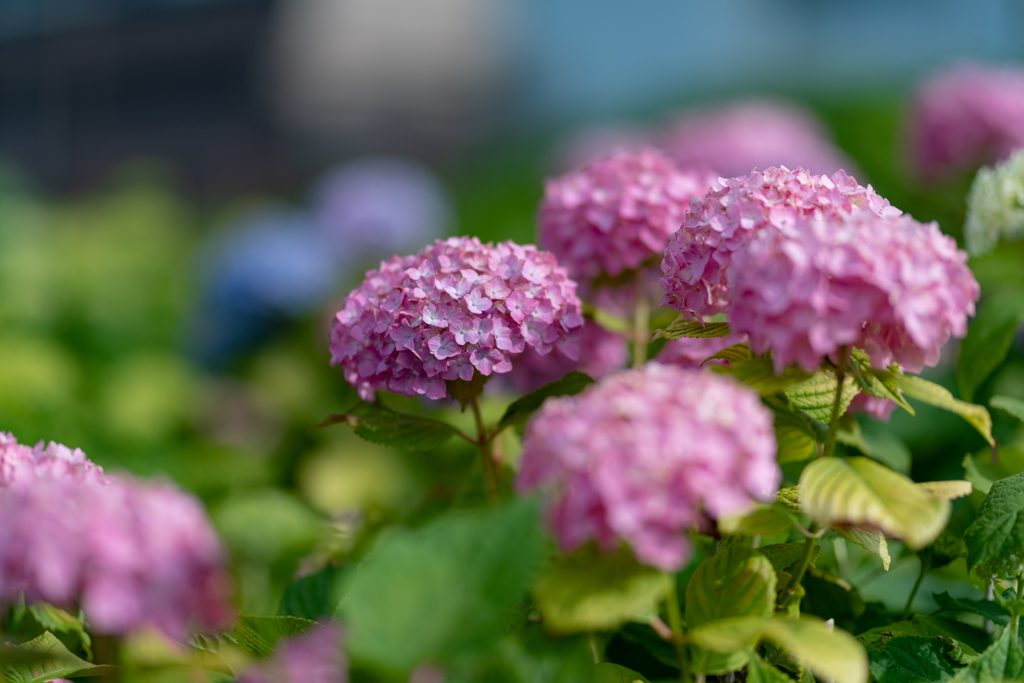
[3,0,1024,617]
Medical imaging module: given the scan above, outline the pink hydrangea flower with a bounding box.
[538,148,719,283]
[329,237,583,401]
[910,63,1024,181]
[506,321,628,393]
[0,432,108,486]
[656,332,747,368]
[237,622,347,683]
[661,100,854,178]
[728,214,979,373]
[660,167,901,321]
[848,393,897,422]
[517,364,779,571]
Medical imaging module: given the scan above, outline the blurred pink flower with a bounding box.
[506,320,628,392]
[656,332,747,368]
[517,364,779,571]
[330,237,583,401]
[660,167,900,321]
[0,433,108,487]
[661,100,853,178]
[728,214,979,373]
[538,148,719,284]
[237,622,347,683]
[910,63,1024,181]
[848,393,897,422]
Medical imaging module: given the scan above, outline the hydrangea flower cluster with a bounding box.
[330,236,583,401]
[728,214,979,373]
[662,100,853,178]
[507,321,628,393]
[0,434,232,638]
[848,393,897,422]
[517,364,779,571]
[910,63,1024,180]
[237,622,347,683]
[537,148,719,283]
[964,150,1024,256]
[660,167,900,320]
[656,332,747,368]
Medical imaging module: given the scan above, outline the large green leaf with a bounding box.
[313,401,462,451]
[496,371,594,432]
[688,616,868,683]
[949,625,1024,682]
[717,356,813,396]
[783,372,859,422]
[932,592,1010,627]
[889,374,994,446]
[864,635,962,683]
[652,318,731,341]
[532,547,670,634]
[231,616,316,658]
[990,395,1024,424]
[277,565,343,620]
[957,294,1024,402]
[2,632,113,683]
[800,456,950,550]
[340,498,546,673]
[964,470,1024,576]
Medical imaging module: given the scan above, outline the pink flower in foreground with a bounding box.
[538,148,719,283]
[517,364,779,571]
[728,214,979,373]
[238,622,347,683]
[656,332,747,368]
[662,100,854,178]
[0,433,107,486]
[660,167,900,321]
[507,320,628,393]
[329,237,583,401]
[910,63,1024,180]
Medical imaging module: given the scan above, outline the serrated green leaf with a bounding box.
[717,356,813,395]
[719,505,794,536]
[277,565,342,620]
[800,456,950,550]
[532,547,671,634]
[864,635,962,683]
[592,662,652,682]
[837,526,891,571]
[689,616,868,683]
[932,591,1010,627]
[784,372,859,421]
[859,616,989,656]
[231,616,315,658]
[847,349,914,415]
[340,498,546,673]
[652,318,731,341]
[3,632,113,683]
[702,342,752,365]
[313,401,461,451]
[964,470,1024,576]
[497,371,594,431]
[949,625,1024,682]
[889,374,994,446]
[957,294,1024,402]
[24,603,91,660]
[991,395,1024,424]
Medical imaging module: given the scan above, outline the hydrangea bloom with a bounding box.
[964,150,1024,256]
[727,214,979,373]
[330,237,583,401]
[910,63,1024,180]
[662,100,853,178]
[660,167,900,320]
[848,393,897,422]
[538,148,719,283]
[656,332,747,368]
[517,364,779,571]
[237,622,347,683]
[0,433,107,486]
[507,321,628,393]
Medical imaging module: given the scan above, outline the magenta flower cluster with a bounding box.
[537,148,718,283]
[910,63,1024,180]
[238,622,347,683]
[659,167,900,320]
[517,364,779,571]
[728,213,979,373]
[0,433,231,638]
[330,236,584,401]
[507,321,628,393]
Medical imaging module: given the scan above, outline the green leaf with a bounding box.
[652,318,731,341]
[963,447,1024,495]
[859,429,912,475]
[758,543,817,573]
[702,342,752,365]
[836,526,891,571]
[784,372,859,422]
[800,456,950,550]
[859,617,989,656]
[532,547,671,634]
[964,470,1024,576]
[767,397,822,464]
[717,356,813,395]
[718,505,795,536]
[991,395,1024,424]
[917,480,973,500]
[847,349,914,415]
[592,662,652,682]
[2,632,113,683]
[231,615,315,658]
[689,616,868,683]
[889,374,994,446]
[746,654,795,683]
[313,401,461,451]
[277,565,342,620]
[497,371,595,431]
[23,603,92,660]
[932,592,1010,627]
[957,294,1024,402]
[340,498,546,673]
[949,625,1024,682]
[864,635,962,683]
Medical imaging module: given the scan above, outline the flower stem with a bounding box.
[1014,574,1022,641]
[666,579,688,682]
[633,273,649,368]
[470,396,499,504]
[779,525,819,609]
[902,561,928,620]
[822,346,850,459]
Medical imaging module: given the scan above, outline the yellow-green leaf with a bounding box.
[653,319,731,341]
[800,456,950,550]
[718,504,794,536]
[784,372,859,422]
[889,374,994,446]
[835,526,891,571]
[917,480,973,500]
[717,357,813,396]
[702,343,752,365]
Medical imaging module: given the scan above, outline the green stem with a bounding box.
[666,579,687,682]
[632,273,649,368]
[469,396,499,504]
[1014,574,1022,640]
[822,346,850,459]
[902,561,928,620]
[779,526,819,609]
